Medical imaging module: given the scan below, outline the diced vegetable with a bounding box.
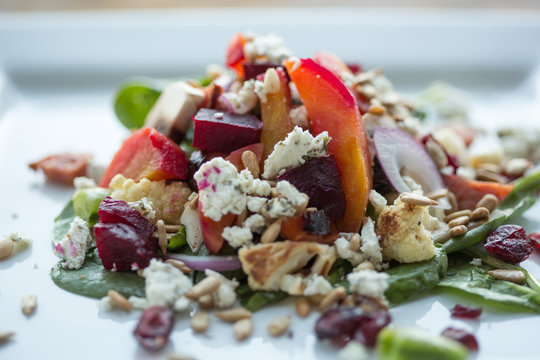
[99,127,188,187]
[192,109,262,153]
[285,58,372,232]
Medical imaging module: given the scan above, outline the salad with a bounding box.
[34,32,540,359]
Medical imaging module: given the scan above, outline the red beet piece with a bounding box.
[192,108,262,153]
[441,327,479,351]
[98,197,156,238]
[243,63,289,81]
[278,155,346,221]
[133,306,174,351]
[484,225,534,264]
[94,222,158,271]
[528,232,540,252]
[451,304,482,319]
[315,307,391,348]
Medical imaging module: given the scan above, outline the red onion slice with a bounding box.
[373,127,450,209]
[165,254,242,272]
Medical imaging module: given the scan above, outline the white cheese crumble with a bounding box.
[276,180,309,208]
[264,197,297,219]
[247,196,268,213]
[253,79,267,103]
[194,157,245,221]
[262,126,330,179]
[303,274,333,296]
[469,258,483,267]
[335,236,364,266]
[280,274,304,295]
[289,105,309,129]
[221,79,258,115]
[243,214,267,234]
[360,218,383,268]
[243,33,292,63]
[128,197,157,222]
[347,269,389,300]
[222,226,253,248]
[53,217,92,270]
[141,259,193,312]
[205,270,239,309]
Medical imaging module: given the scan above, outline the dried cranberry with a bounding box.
[528,232,540,252]
[484,225,534,264]
[315,307,362,344]
[441,327,479,351]
[133,306,174,351]
[450,304,482,319]
[314,307,391,348]
[353,311,392,348]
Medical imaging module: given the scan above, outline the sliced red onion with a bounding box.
[214,73,234,91]
[373,127,450,209]
[217,94,235,113]
[165,254,242,272]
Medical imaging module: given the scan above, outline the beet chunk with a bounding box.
[94,197,158,271]
[192,108,262,153]
[98,197,156,237]
[94,222,158,271]
[484,225,533,264]
[278,155,346,221]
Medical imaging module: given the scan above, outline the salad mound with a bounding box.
[48,32,540,358]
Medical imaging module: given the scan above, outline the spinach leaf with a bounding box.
[441,195,535,254]
[326,258,353,290]
[114,81,162,130]
[53,200,75,247]
[51,249,145,299]
[384,249,448,306]
[236,284,288,312]
[438,253,540,313]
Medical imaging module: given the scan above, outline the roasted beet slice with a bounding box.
[98,197,156,237]
[94,222,158,271]
[243,63,289,81]
[484,225,533,264]
[134,306,174,351]
[192,108,262,153]
[278,155,346,221]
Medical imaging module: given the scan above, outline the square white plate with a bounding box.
[1,7,540,360]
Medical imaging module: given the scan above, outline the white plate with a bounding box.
[1,8,540,360]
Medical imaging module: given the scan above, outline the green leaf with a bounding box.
[438,253,540,313]
[113,81,162,130]
[326,258,353,290]
[384,249,448,306]
[501,166,540,208]
[72,187,110,228]
[236,284,288,312]
[51,250,145,299]
[53,200,75,247]
[167,226,187,252]
[441,195,536,254]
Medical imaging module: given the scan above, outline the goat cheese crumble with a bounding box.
[347,269,389,300]
[262,126,330,179]
[54,217,92,270]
